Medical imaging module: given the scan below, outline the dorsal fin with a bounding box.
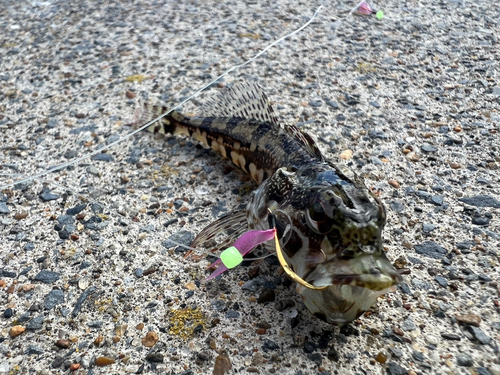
[283,123,324,161]
[202,82,323,160]
[201,82,280,125]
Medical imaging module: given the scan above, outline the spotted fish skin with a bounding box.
[148,110,316,185]
[138,82,402,325]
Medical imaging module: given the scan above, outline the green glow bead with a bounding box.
[376,10,384,19]
[220,246,243,269]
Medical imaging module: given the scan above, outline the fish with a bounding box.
[135,82,402,325]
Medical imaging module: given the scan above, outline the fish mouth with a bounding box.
[329,270,402,291]
[306,254,403,292]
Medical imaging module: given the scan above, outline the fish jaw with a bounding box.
[296,253,402,325]
[298,283,396,325]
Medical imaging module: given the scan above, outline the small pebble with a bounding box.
[375,352,387,363]
[9,325,25,338]
[456,353,473,367]
[142,331,159,347]
[441,333,461,341]
[213,353,232,375]
[339,150,353,160]
[70,363,80,371]
[257,290,275,303]
[456,313,481,327]
[145,353,164,363]
[94,357,115,366]
[55,339,71,349]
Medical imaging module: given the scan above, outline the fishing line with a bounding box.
[0,0,376,191]
[0,5,325,190]
[0,0,380,269]
[0,172,273,262]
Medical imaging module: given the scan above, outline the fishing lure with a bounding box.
[137,82,402,325]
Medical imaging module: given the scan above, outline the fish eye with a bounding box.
[311,201,325,221]
[306,199,332,234]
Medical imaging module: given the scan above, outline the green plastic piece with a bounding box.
[220,246,243,269]
[376,10,384,19]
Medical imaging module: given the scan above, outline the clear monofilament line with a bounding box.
[0,0,372,263]
[0,0,372,191]
[0,6,325,191]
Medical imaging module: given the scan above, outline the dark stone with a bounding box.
[472,215,490,226]
[92,153,114,162]
[4,308,13,318]
[39,187,59,201]
[51,356,65,368]
[434,310,446,318]
[241,279,261,292]
[456,241,473,250]
[87,320,103,328]
[64,150,78,159]
[58,228,70,240]
[0,202,10,214]
[26,314,44,330]
[435,276,448,287]
[83,216,104,231]
[303,341,317,354]
[327,347,339,362]
[71,286,97,318]
[146,353,164,363]
[468,326,491,344]
[413,351,424,362]
[307,353,322,366]
[18,312,31,323]
[389,200,404,213]
[386,362,407,375]
[422,223,436,233]
[389,347,402,358]
[369,101,380,108]
[459,195,500,208]
[34,270,60,284]
[44,289,65,310]
[421,143,437,152]
[257,290,275,304]
[340,325,359,336]
[261,339,279,352]
[476,367,491,375]
[414,241,447,259]
[431,195,444,206]
[456,353,473,366]
[478,274,492,282]
[24,345,44,355]
[325,100,339,109]
[0,270,16,278]
[225,310,240,319]
[162,230,194,253]
[309,100,322,107]
[24,243,34,252]
[66,204,87,215]
[368,130,387,139]
[57,215,75,225]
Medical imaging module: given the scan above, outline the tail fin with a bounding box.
[129,100,169,138]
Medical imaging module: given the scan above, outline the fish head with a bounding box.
[267,164,402,324]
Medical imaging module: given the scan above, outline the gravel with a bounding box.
[0,0,499,374]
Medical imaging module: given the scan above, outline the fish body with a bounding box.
[139,82,402,325]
